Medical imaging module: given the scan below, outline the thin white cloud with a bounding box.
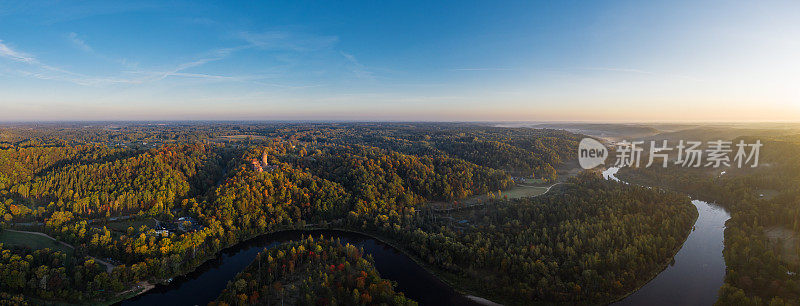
[0,40,36,63]
[251,81,323,90]
[580,67,702,82]
[582,67,654,75]
[239,31,339,51]
[0,31,342,87]
[0,39,246,85]
[66,32,92,52]
[340,51,373,79]
[452,68,514,71]
[0,39,80,77]
[168,72,237,80]
[132,46,245,82]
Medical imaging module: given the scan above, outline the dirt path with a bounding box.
[430,161,581,213]
[466,295,503,306]
[3,229,115,272]
[119,281,154,297]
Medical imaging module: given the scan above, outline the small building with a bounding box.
[251,159,263,172]
[177,216,203,232]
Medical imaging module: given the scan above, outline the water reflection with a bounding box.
[121,167,729,306]
[119,230,477,306]
[615,200,729,305]
[604,167,731,306]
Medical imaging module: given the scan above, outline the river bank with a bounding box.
[111,166,727,305]
[604,167,731,305]
[120,228,479,306]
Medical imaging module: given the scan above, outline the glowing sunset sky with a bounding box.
[0,0,798,122]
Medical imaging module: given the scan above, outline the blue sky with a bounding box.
[0,0,798,121]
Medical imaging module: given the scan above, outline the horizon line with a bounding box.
[2,119,799,125]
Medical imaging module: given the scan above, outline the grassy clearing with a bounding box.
[765,226,799,265]
[429,185,550,209]
[757,189,781,201]
[517,177,545,185]
[0,230,73,256]
[501,185,549,198]
[98,218,157,232]
[556,159,583,182]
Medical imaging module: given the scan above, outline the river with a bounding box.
[604,167,731,306]
[121,168,730,306]
[119,230,477,306]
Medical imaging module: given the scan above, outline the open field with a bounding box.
[428,162,579,211]
[500,185,550,198]
[757,189,781,201]
[765,226,799,266]
[428,184,549,210]
[98,218,158,232]
[0,230,74,256]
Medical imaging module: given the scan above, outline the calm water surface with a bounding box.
[605,167,731,306]
[122,168,729,306]
[119,230,476,306]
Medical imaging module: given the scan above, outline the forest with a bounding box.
[356,173,697,304]
[0,122,698,305]
[619,135,800,305]
[211,235,416,305]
